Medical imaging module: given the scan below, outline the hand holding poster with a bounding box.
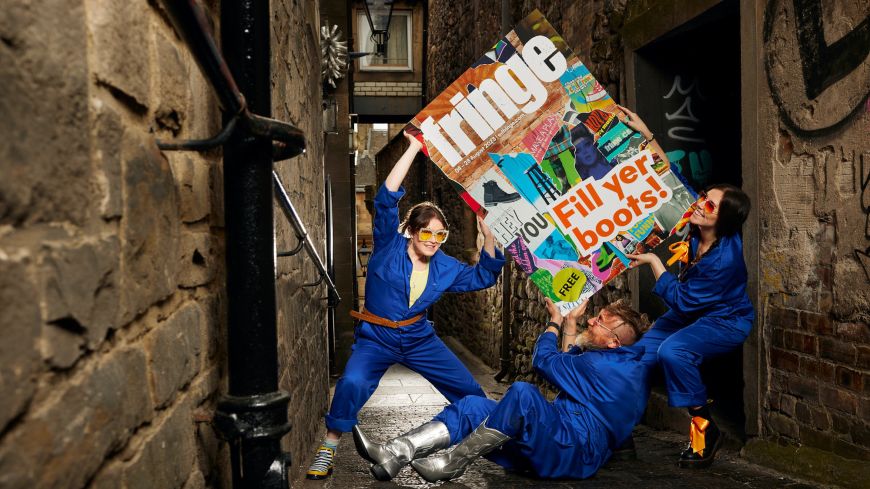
[407,11,697,312]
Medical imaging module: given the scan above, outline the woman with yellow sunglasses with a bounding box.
[307,131,505,480]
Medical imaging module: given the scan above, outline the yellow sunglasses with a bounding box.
[418,228,449,243]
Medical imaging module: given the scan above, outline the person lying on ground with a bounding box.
[352,297,651,482]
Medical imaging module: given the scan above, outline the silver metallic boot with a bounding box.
[352,421,451,481]
[410,421,510,483]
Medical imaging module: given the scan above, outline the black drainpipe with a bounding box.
[218,1,289,487]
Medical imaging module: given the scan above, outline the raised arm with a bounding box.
[385,132,424,192]
[616,105,670,168]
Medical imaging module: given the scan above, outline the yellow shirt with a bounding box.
[408,264,430,307]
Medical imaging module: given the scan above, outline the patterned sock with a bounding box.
[306,438,339,479]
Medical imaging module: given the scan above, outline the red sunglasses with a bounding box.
[697,192,718,215]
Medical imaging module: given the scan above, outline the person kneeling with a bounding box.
[353,297,650,481]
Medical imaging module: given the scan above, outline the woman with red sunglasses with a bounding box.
[307,131,505,480]
[620,107,754,470]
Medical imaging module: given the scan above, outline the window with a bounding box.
[357,10,412,71]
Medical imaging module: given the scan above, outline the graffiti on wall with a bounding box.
[857,154,870,282]
[662,75,713,187]
[764,0,870,135]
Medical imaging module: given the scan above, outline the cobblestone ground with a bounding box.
[296,342,831,489]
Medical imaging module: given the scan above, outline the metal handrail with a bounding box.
[272,172,341,303]
[154,0,304,161]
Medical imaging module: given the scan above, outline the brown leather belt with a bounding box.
[350,308,424,328]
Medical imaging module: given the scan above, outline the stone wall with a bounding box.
[0,1,330,487]
[747,0,870,480]
[272,0,333,480]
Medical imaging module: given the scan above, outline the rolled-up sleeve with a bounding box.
[373,184,404,250]
[444,247,506,292]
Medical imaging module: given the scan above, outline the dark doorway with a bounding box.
[633,0,745,437]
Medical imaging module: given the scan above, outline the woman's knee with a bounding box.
[657,341,699,367]
[503,382,540,404]
[336,370,376,395]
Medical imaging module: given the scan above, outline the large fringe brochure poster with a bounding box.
[407,11,697,312]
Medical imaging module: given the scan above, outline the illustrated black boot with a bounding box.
[678,406,722,468]
[410,421,510,483]
[483,180,520,206]
[352,421,451,481]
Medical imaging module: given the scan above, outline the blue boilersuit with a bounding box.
[325,184,505,433]
[433,332,648,479]
[635,233,755,407]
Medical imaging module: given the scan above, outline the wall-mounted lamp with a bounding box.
[357,239,372,277]
[361,0,395,58]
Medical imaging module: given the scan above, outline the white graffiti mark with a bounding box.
[662,76,707,144]
[665,97,701,123]
[663,75,704,100]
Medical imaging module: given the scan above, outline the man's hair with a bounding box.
[603,299,651,345]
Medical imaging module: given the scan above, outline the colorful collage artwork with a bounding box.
[407,11,698,312]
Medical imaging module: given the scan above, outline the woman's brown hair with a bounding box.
[399,202,449,235]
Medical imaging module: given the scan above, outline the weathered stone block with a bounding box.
[787,374,818,400]
[770,347,799,372]
[88,462,124,489]
[783,330,817,355]
[767,411,799,439]
[124,400,196,489]
[39,321,85,369]
[120,130,181,324]
[819,337,857,365]
[183,470,206,489]
[169,155,211,223]
[0,0,91,226]
[835,366,864,392]
[819,386,857,415]
[87,0,150,108]
[40,235,120,349]
[768,306,800,329]
[154,28,190,136]
[0,255,40,432]
[0,346,151,488]
[92,98,124,219]
[800,310,833,335]
[146,302,202,407]
[178,231,215,288]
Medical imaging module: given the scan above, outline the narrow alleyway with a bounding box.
[297,340,829,489]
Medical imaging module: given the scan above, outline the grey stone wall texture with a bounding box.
[0,0,330,488]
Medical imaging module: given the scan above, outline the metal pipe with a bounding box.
[216,0,290,487]
[158,0,244,115]
[326,176,337,377]
[155,1,304,161]
[273,172,341,302]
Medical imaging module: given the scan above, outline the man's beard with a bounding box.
[575,330,607,351]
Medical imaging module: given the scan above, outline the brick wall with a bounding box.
[354,81,423,97]
[0,1,329,487]
[757,0,870,466]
